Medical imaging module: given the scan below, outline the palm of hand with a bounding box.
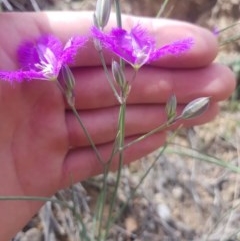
[0,81,69,198]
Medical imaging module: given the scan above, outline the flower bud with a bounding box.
[165,94,177,122]
[181,97,210,119]
[59,64,75,106]
[112,61,125,87]
[95,0,112,29]
[112,61,130,101]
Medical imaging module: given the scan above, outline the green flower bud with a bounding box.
[181,97,210,119]
[112,60,130,101]
[95,0,112,29]
[112,61,125,87]
[59,64,76,106]
[165,94,177,122]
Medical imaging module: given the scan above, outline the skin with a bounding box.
[0,12,236,240]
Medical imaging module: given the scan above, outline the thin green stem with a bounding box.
[70,104,104,164]
[156,0,170,18]
[57,79,103,164]
[93,2,125,235]
[166,144,240,173]
[94,131,121,240]
[121,116,181,151]
[0,195,90,240]
[104,101,126,239]
[220,34,240,46]
[0,195,56,203]
[217,21,240,34]
[114,0,125,69]
[98,49,121,103]
[95,164,110,240]
[113,137,172,224]
[114,0,122,28]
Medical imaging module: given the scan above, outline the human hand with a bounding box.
[0,12,235,240]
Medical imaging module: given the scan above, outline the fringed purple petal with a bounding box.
[130,24,155,49]
[1,34,87,82]
[18,35,63,70]
[37,35,63,59]
[61,36,87,64]
[92,25,156,66]
[17,41,40,70]
[150,37,194,61]
[109,28,137,56]
[91,26,139,65]
[0,70,46,83]
[91,26,112,48]
[92,25,194,68]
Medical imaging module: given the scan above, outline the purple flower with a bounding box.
[92,25,194,69]
[212,26,219,36]
[0,35,87,82]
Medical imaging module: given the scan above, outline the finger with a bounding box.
[66,102,219,147]
[61,132,167,186]
[1,12,217,68]
[46,12,218,68]
[69,63,235,109]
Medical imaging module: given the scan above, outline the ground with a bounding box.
[2,0,240,241]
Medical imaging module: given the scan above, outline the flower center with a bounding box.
[130,33,152,67]
[34,44,58,80]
